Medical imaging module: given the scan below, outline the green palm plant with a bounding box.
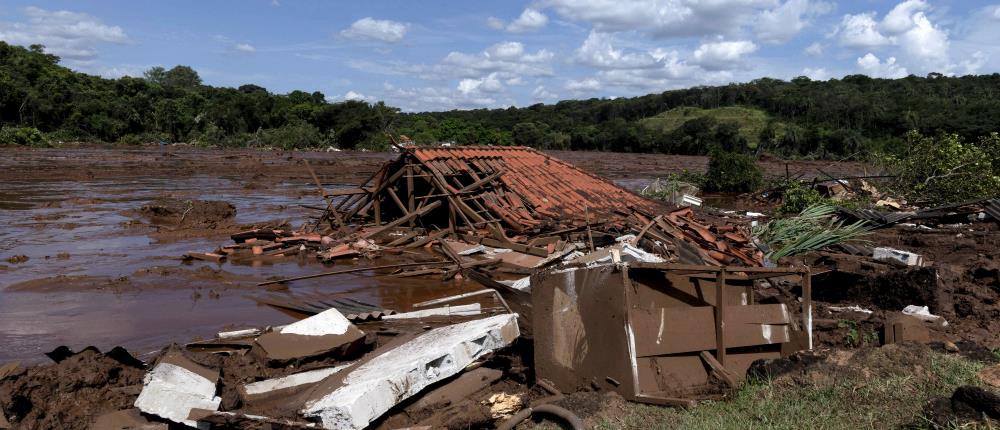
[752,203,872,261]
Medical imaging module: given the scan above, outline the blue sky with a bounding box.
[1,1,999,112]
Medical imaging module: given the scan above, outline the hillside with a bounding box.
[2,40,1000,158]
[637,106,776,149]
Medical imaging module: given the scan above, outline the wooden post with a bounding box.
[407,165,415,226]
[803,267,813,350]
[715,267,727,366]
[373,193,381,226]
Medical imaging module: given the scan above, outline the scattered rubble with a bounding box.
[4,145,1000,428]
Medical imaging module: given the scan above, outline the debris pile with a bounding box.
[3,145,1000,428]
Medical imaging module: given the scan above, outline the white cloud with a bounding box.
[692,40,758,71]
[755,0,833,44]
[835,12,891,49]
[880,0,928,35]
[457,72,504,95]
[435,41,554,79]
[487,16,505,30]
[574,31,659,69]
[0,6,129,62]
[233,43,256,53]
[532,85,558,100]
[564,77,602,93]
[382,82,500,111]
[897,13,949,68]
[995,5,1000,19]
[343,90,375,102]
[833,0,954,73]
[805,42,824,56]
[802,67,828,80]
[857,53,908,78]
[959,51,986,75]
[506,8,549,33]
[340,17,408,43]
[542,0,780,38]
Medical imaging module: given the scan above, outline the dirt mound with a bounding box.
[747,343,936,387]
[0,350,145,428]
[139,197,235,228]
[923,385,1000,427]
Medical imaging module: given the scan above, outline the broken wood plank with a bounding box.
[257,260,452,286]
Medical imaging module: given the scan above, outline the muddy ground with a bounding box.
[9,144,996,428]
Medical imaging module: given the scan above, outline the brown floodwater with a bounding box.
[0,175,481,363]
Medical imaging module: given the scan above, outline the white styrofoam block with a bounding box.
[134,363,221,427]
[302,314,520,430]
[902,305,949,326]
[382,303,481,320]
[244,363,354,396]
[873,247,923,266]
[281,308,352,336]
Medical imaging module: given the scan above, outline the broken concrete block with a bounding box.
[873,247,923,266]
[242,362,355,404]
[134,353,221,428]
[301,314,520,430]
[382,303,481,320]
[254,308,367,363]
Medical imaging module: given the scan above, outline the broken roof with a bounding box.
[410,146,662,223]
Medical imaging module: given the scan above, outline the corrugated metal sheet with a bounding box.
[982,198,1000,222]
[412,146,661,221]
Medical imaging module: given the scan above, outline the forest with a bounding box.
[2,40,1000,159]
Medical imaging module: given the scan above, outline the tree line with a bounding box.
[3,41,1000,159]
[0,42,396,149]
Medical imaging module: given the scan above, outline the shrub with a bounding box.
[118,131,171,145]
[703,149,763,193]
[778,182,823,213]
[258,122,325,150]
[0,126,45,146]
[880,131,1000,204]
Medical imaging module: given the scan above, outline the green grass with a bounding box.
[588,351,986,430]
[637,106,777,148]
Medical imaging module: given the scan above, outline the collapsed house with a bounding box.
[126,146,816,429]
[322,146,762,267]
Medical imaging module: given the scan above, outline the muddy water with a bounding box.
[0,176,478,363]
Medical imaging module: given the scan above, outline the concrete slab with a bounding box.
[242,363,355,404]
[301,314,520,430]
[254,308,367,363]
[134,353,221,428]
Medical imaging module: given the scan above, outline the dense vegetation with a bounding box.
[398,75,1000,159]
[3,40,1000,160]
[0,42,397,149]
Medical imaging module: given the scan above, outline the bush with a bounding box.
[880,131,1000,204]
[778,182,823,213]
[258,122,325,150]
[703,149,763,192]
[119,131,171,145]
[0,126,45,146]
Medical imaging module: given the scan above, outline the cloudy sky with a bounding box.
[1,1,999,111]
